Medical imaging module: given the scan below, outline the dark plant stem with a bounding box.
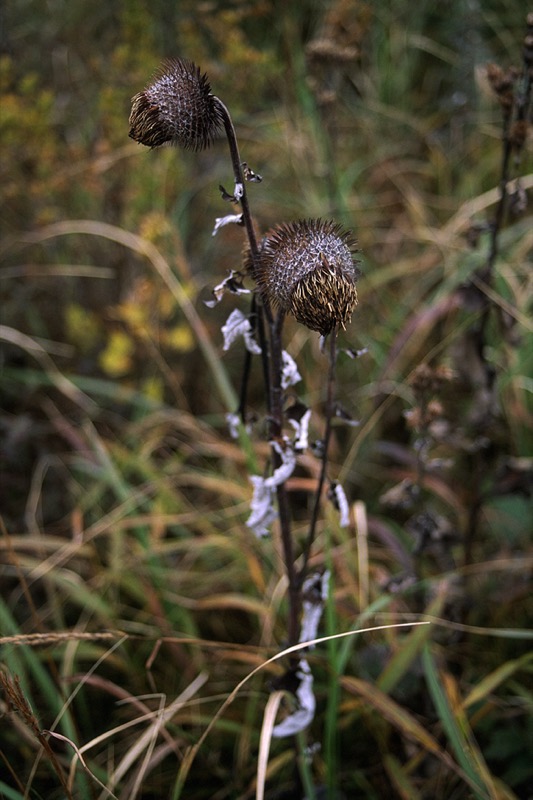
[299,330,338,587]
[269,309,300,649]
[214,96,273,424]
[463,33,532,568]
[474,24,533,339]
[216,97,300,646]
[214,99,259,256]
[484,39,532,288]
[237,293,271,421]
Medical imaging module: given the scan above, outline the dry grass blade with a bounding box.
[0,263,115,279]
[463,652,533,709]
[0,631,122,647]
[101,672,208,798]
[0,324,95,413]
[0,670,73,799]
[341,673,448,759]
[255,691,285,800]
[14,219,237,410]
[442,173,533,237]
[383,754,423,800]
[44,730,118,799]
[354,500,369,610]
[175,622,430,792]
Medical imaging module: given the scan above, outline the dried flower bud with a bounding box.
[129,58,222,150]
[525,32,533,67]
[509,181,528,216]
[485,63,519,112]
[409,363,455,398]
[509,120,528,151]
[254,219,359,335]
[524,13,533,66]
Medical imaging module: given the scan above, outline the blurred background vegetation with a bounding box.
[1,1,532,798]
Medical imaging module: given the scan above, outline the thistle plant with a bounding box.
[130,57,361,741]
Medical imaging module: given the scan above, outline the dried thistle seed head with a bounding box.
[255,219,359,335]
[129,58,222,150]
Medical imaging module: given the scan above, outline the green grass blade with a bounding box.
[383,754,422,800]
[377,590,443,694]
[0,782,25,800]
[463,651,533,709]
[422,643,497,800]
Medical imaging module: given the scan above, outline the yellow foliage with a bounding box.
[64,304,102,352]
[141,375,165,403]
[164,324,194,352]
[139,211,172,243]
[99,330,135,377]
[114,299,150,340]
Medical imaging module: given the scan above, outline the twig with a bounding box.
[299,329,338,586]
[216,98,300,646]
[214,97,274,425]
[269,310,300,648]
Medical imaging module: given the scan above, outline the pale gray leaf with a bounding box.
[281,350,302,389]
[246,476,277,537]
[272,659,316,738]
[221,309,261,354]
[288,408,312,452]
[212,213,244,236]
[328,481,350,527]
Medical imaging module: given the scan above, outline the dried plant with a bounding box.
[253,218,359,335]
[129,58,223,150]
[457,14,533,566]
[130,56,362,742]
[0,669,72,798]
[1,7,531,798]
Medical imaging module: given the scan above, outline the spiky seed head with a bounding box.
[255,219,360,335]
[129,58,222,150]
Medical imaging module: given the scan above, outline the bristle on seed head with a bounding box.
[254,219,360,335]
[129,58,222,151]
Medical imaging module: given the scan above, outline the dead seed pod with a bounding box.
[254,219,360,335]
[129,58,223,150]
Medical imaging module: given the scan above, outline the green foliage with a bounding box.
[1,1,531,798]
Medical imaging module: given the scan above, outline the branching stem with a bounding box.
[463,30,532,568]
[214,99,258,256]
[269,310,299,648]
[215,96,273,423]
[216,97,300,646]
[299,330,338,586]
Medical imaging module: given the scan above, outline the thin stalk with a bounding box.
[269,310,299,649]
[216,97,299,645]
[254,292,271,414]
[463,38,532,566]
[238,293,271,422]
[214,96,274,421]
[214,99,262,277]
[299,330,338,586]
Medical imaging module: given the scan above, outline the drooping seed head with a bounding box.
[255,219,360,335]
[129,58,223,150]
